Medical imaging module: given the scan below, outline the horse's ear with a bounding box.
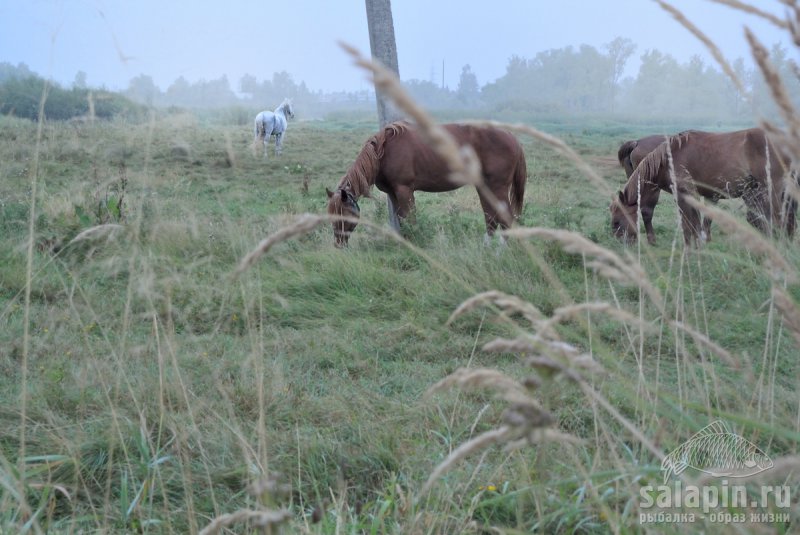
[617,191,626,204]
[326,187,334,199]
[340,189,350,202]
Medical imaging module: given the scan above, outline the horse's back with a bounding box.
[255,111,276,135]
[430,124,523,169]
[379,123,523,193]
[667,128,792,197]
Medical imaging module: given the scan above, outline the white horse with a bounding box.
[253,98,295,158]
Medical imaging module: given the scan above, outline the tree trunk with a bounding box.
[365,0,403,127]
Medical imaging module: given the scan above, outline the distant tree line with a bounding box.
[1,36,797,123]
[0,62,145,121]
[405,37,798,123]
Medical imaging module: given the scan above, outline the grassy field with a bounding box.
[0,109,798,533]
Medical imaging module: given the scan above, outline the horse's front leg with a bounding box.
[275,133,283,156]
[676,191,703,246]
[386,193,401,232]
[640,205,656,246]
[394,187,416,228]
[476,189,505,240]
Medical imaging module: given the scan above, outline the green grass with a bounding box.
[0,111,798,533]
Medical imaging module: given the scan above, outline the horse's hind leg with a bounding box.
[742,181,775,235]
[257,132,268,159]
[477,189,507,244]
[390,187,416,233]
[254,129,265,158]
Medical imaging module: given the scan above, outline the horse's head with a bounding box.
[326,186,360,247]
[610,190,638,244]
[282,99,295,119]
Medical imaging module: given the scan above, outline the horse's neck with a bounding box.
[339,169,375,200]
[625,172,658,203]
[273,113,286,132]
[629,142,673,199]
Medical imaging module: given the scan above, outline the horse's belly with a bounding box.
[698,176,748,199]
[419,179,462,193]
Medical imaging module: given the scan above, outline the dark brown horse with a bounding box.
[611,128,794,245]
[326,122,527,246]
[615,132,712,244]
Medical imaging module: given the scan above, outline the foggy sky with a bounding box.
[0,0,790,94]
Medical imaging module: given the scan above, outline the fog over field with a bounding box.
[1,0,795,121]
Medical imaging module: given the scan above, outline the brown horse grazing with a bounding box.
[611,128,794,246]
[326,122,527,247]
[615,132,712,244]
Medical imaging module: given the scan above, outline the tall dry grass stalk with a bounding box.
[198,475,291,534]
[657,0,747,94]
[772,286,800,347]
[67,223,125,246]
[503,226,664,308]
[234,214,328,275]
[470,120,610,195]
[446,290,545,329]
[16,73,53,521]
[710,0,791,29]
[662,0,800,160]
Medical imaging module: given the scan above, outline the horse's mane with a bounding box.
[337,121,410,198]
[625,132,692,199]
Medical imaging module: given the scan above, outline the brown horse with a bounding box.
[615,132,712,244]
[326,122,527,247]
[611,128,794,245]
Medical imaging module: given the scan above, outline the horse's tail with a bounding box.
[617,140,638,177]
[510,146,527,221]
[254,114,262,139]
